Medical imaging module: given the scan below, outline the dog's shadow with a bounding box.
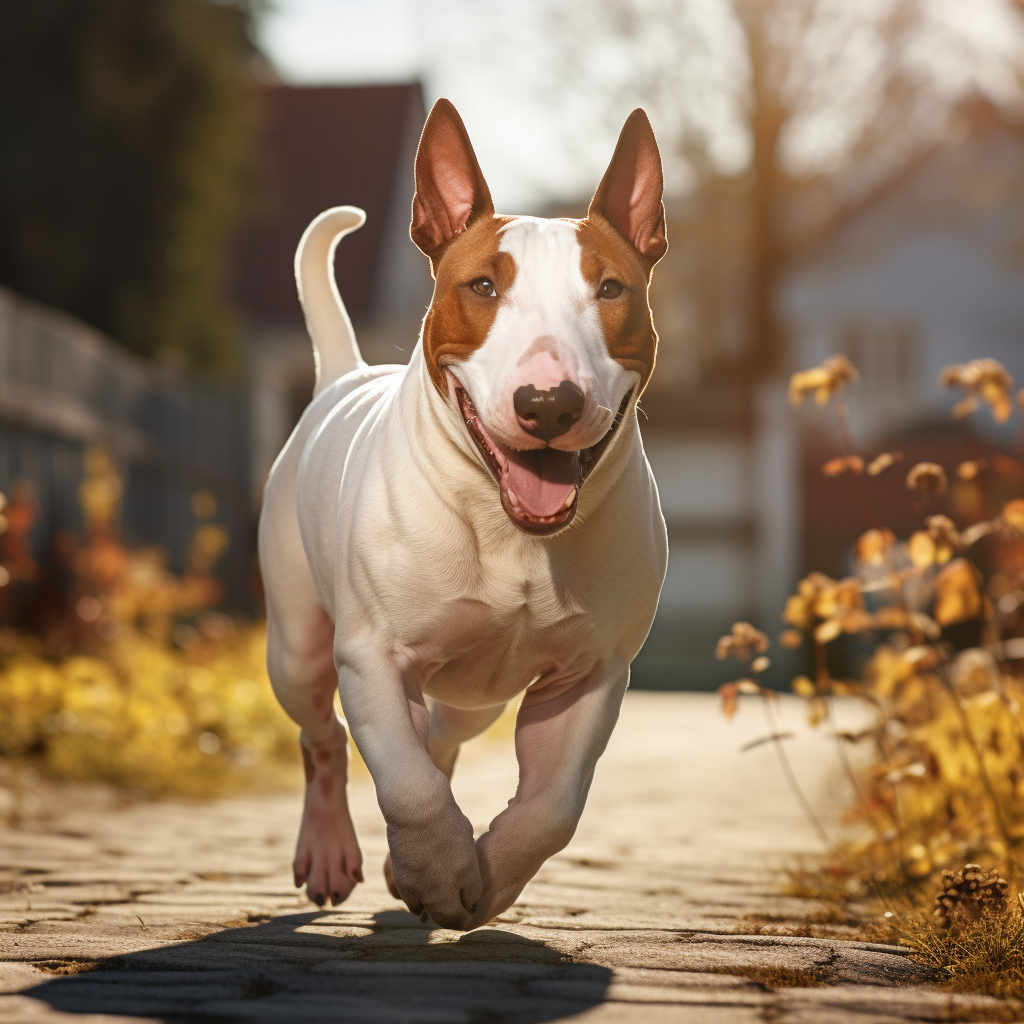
[22,908,612,1022]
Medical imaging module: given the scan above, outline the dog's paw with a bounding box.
[293,814,363,907]
[464,800,568,929]
[464,832,533,929]
[293,743,363,907]
[385,809,481,930]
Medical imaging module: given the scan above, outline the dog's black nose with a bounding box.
[514,381,585,442]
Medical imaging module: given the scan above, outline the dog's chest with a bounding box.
[391,555,602,709]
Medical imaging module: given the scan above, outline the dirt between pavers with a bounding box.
[0,692,1018,1023]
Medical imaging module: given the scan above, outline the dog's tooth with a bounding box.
[507,489,519,507]
[563,488,577,509]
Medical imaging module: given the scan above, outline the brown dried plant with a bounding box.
[933,864,1009,930]
[721,353,1024,998]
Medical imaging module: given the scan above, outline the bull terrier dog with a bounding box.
[258,98,668,930]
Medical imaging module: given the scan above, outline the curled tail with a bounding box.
[295,206,367,396]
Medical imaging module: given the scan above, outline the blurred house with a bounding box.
[231,82,430,493]
[635,98,1024,690]
[630,184,780,690]
[784,99,1024,578]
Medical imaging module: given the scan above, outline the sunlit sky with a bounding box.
[256,0,605,210]
[256,0,1024,211]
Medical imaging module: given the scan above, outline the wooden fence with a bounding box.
[0,286,253,606]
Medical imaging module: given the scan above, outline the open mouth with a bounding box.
[450,372,631,535]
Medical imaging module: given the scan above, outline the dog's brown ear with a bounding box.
[589,109,667,267]
[411,99,494,262]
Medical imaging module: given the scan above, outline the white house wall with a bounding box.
[640,430,759,688]
[783,125,1024,449]
[645,434,751,525]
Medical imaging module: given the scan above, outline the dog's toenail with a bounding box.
[312,893,325,906]
[331,892,341,904]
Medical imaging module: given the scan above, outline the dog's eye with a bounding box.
[470,278,496,297]
[598,279,624,299]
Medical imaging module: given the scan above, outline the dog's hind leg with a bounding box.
[382,702,505,900]
[266,607,363,908]
[261,445,363,909]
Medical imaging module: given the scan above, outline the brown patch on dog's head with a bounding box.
[579,108,667,392]
[422,215,517,395]
[412,98,518,395]
[577,216,658,391]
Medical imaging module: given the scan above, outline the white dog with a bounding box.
[258,99,668,930]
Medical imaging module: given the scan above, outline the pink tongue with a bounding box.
[505,448,581,517]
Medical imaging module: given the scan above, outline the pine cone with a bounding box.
[933,864,1009,929]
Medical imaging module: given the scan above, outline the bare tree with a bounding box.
[535,0,1024,380]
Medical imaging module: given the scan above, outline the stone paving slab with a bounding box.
[0,693,1017,1023]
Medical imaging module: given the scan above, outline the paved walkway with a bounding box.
[0,693,1014,1023]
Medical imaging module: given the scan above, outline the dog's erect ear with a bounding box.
[589,109,667,266]
[411,99,494,260]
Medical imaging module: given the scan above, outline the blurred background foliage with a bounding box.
[0,449,300,799]
[0,0,262,377]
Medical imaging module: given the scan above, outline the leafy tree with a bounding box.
[0,0,259,376]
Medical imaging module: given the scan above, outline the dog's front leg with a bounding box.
[466,657,629,929]
[338,647,482,930]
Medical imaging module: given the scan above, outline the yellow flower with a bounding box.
[783,574,827,630]
[718,678,773,719]
[926,515,957,564]
[933,558,982,626]
[1001,499,1024,533]
[715,621,769,662]
[791,675,816,698]
[865,644,913,698]
[856,528,896,566]
[908,531,937,569]
[78,448,124,534]
[779,629,804,649]
[906,462,948,497]
[788,355,859,407]
[866,451,902,476]
[814,576,863,620]
[941,358,1015,422]
[908,517,957,568]
[822,455,864,477]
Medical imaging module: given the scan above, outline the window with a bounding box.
[839,320,921,393]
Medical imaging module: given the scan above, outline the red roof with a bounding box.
[231,83,425,327]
